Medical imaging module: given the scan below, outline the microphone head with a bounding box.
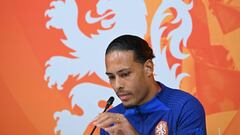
[107,96,115,106]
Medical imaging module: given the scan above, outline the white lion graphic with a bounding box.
[44,0,193,134]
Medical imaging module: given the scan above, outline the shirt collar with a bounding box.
[124,83,169,116]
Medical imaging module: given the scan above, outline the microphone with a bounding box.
[90,96,115,135]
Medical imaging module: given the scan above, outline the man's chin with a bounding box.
[122,101,137,109]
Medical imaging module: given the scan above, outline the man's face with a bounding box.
[105,50,150,108]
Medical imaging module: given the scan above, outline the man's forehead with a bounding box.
[106,68,131,75]
[105,50,141,74]
[106,50,134,58]
[105,51,134,65]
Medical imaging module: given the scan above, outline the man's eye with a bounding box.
[108,76,115,80]
[120,72,130,77]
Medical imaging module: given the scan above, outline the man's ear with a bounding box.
[144,59,154,77]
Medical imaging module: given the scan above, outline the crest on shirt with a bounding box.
[155,121,168,135]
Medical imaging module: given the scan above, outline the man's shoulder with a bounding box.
[156,83,206,134]
[167,87,196,101]
[159,83,203,110]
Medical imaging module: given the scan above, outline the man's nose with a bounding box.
[115,76,123,92]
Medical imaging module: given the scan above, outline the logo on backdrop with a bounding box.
[44,0,193,134]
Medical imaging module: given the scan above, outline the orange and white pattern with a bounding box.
[1,0,240,135]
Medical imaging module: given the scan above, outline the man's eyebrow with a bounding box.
[105,72,112,75]
[117,68,130,73]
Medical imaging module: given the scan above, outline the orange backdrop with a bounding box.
[1,0,240,135]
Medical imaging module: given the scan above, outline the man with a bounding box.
[93,35,206,135]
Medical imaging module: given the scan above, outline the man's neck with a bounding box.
[138,80,161,106]
[151,81,161,96]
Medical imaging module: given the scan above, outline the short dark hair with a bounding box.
[105,35,155,63]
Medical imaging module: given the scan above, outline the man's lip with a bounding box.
[117,93,131,101]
